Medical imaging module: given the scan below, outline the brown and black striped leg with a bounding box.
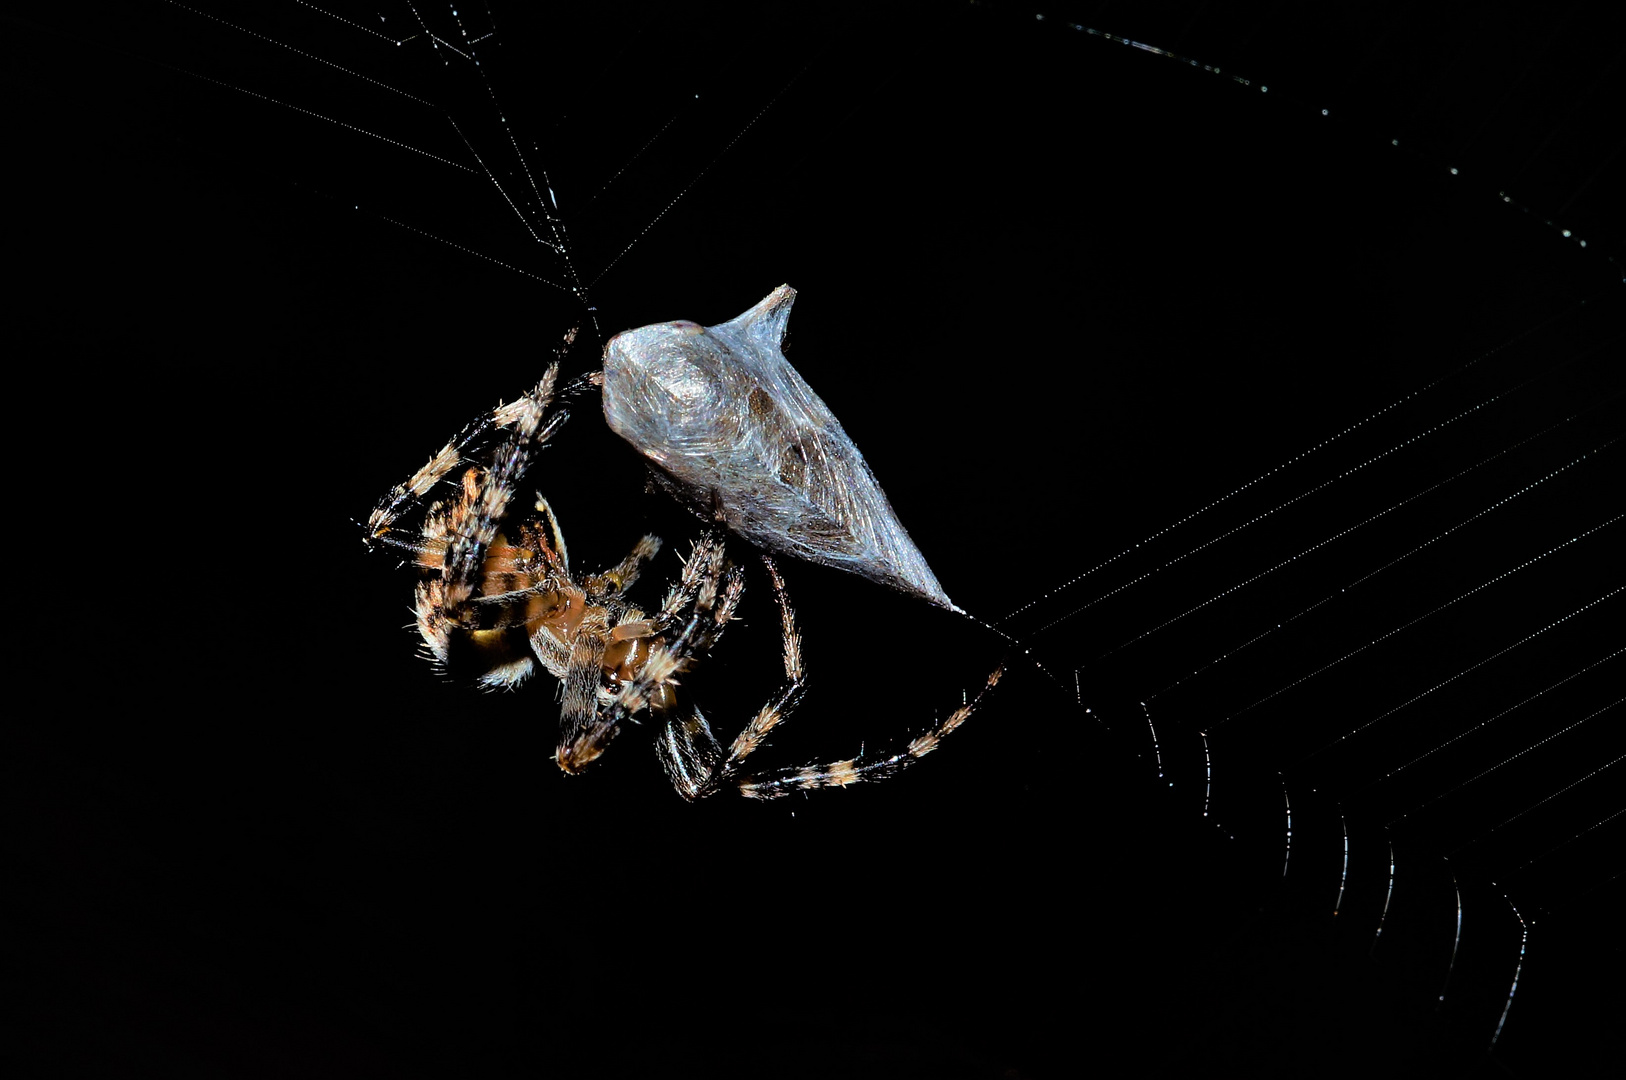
[364,409,504,557]
[364,358,570,556]
[734,664,1004,800]
[707,558,809,794]
[653,556,808,800]
[657,534,730,627]
[655,704,726,800]
[412,367,563,666]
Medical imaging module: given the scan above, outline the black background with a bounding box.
[8,3,1623,1077]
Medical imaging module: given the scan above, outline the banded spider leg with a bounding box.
[656,556,1004,800]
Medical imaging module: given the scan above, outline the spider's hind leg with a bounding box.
[734,664,1005,800]
[655,704,727,800]
[655,556,809,801]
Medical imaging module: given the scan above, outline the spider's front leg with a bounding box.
[364,351,573,559]
[401,366,566,668]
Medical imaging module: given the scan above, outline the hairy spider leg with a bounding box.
[557,600,615,758]
[603,532,736,648]
[364,330,578,555]
[411,366,563,669]
[652,557,1002,800]
[734,664,1005,800]
[656,556,809,800]
[364,409,505,559]
[656,704,727,798]
[711,557,809,785]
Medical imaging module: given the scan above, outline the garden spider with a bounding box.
[363,295,1001,800]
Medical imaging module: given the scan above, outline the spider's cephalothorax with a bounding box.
[364,301,1000,799]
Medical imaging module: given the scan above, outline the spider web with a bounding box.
[12,3,1622,1077]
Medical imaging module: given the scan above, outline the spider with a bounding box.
[363,295,1002,800]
